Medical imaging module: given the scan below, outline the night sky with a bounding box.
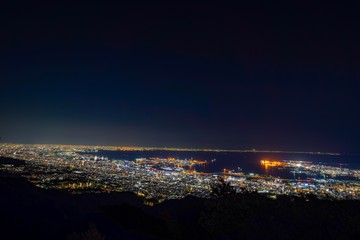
[1,2,360,152]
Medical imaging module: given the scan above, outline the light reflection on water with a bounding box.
[91,150,360,180]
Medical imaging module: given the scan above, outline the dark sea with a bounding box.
[95,150,360,179]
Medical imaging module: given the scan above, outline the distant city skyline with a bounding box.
[0,143,344,155]
[1,143,359,201]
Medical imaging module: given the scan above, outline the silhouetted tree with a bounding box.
[199,177,265,236]
[210,176,236,198]
[67,222,105,240]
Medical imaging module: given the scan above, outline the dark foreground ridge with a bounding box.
[1,157,360,240]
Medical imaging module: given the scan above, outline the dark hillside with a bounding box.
[1,157,360,239]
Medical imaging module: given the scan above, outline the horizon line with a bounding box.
[0,142,341,156]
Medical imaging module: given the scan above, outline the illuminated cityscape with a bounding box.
[1,143,359,203]
[2,2,360,239]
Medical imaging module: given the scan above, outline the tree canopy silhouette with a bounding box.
[210,176,236,198]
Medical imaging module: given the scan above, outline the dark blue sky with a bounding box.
[1,2,360,151]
